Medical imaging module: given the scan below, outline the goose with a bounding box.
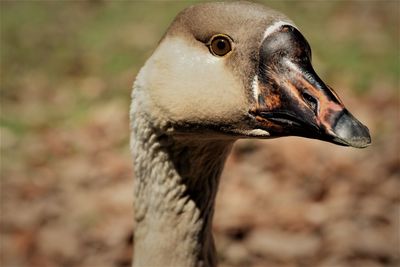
[129,2,371,267]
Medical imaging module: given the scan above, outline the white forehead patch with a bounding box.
[263,21,297,40]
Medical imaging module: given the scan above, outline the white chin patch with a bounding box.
[263,21,296,40]
[248,129,270,137]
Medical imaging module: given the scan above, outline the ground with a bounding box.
[1,1,399,267]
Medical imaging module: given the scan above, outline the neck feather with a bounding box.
[131,108,233,267]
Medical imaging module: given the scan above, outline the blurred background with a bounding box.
[1,1,399,267]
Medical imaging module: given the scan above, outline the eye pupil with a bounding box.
[217,40,226,50]
[208,35,232,56]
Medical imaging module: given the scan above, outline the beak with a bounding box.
[249,25,371,148]
[330,109,371,148]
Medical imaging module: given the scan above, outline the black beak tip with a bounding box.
[332,110,371,148]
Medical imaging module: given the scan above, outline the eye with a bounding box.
[207,34,232,57]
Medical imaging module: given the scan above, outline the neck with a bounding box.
[131,111,233,267]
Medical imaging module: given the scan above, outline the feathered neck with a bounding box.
[130,97,233,267]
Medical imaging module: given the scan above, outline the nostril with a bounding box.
[302,92,319,115]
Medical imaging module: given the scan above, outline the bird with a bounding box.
[129,2,371,267]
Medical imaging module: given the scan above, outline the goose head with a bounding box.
[133,2,371,148]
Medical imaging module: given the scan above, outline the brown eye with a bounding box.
[208,34,232,57]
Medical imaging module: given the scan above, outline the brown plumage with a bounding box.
[130,2,370,267]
